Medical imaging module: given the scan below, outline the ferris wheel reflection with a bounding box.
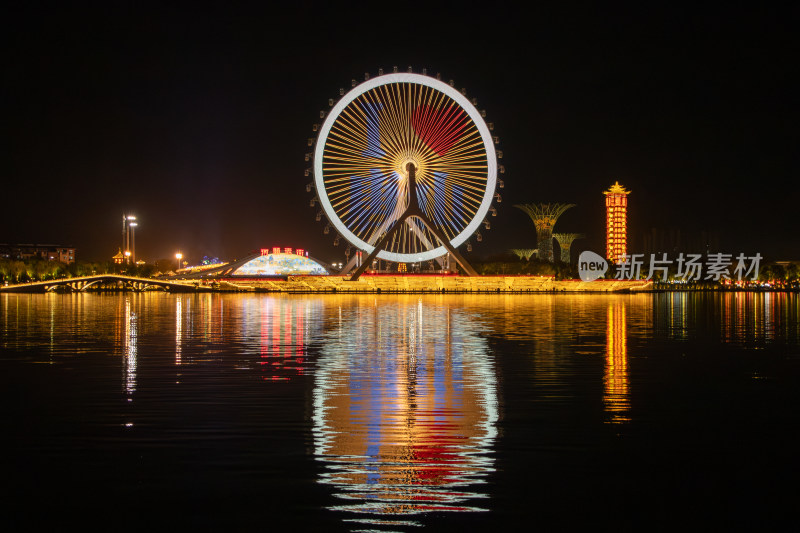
[312,297,498,528]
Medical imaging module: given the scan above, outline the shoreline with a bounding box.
[3,275,795,293]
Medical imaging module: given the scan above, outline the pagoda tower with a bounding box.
[604,182,630,264]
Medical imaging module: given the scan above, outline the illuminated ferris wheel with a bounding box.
[309,69,502,277]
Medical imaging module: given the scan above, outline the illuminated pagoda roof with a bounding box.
[604,181,630,195]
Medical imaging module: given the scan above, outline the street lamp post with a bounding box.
[129,220,137,264]
[122,214,138,264]
[175,252,183,271]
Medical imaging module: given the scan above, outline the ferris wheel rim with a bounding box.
[313,72,497,263]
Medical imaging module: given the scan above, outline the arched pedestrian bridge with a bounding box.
[0,275,199,293]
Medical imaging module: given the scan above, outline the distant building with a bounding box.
[172,247,329,278]
[604,182,630,264]
[113,248,125,264]
[231,248,327,276]
[0,243,76,263]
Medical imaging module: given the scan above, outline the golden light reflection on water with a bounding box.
[2,292,795,358]
[175,296,182,365]
[653,292,799,345]
[604,302,629,423]
[2,292,798,453]
[1,291,799,529]
[123,297,137,398]
[312,296,498,526]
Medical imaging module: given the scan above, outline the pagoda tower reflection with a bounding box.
[604,301,630,423]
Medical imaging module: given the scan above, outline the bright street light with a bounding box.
[122,214,138,264]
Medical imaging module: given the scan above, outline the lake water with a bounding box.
[1,292,799,530]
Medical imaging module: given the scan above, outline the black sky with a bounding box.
[4,2,798,263]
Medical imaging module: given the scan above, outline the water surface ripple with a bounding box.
[1,292,798,531]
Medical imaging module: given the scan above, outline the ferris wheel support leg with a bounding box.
[339,254,360,276]
[349,162,478,280]
[348,216,407,281]
[348,210,478,281]
[422,220,478,277]
[405,219,446,268]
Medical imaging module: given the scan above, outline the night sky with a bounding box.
[5,3,798,264]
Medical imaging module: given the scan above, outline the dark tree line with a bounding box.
[0,258,177,284]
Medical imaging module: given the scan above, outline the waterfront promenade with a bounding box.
[229,275,655,293]
[1,274,653,293]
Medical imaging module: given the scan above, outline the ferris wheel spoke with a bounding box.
[360,85,400,159]
[342,181,400,238]
[380,84,414,157]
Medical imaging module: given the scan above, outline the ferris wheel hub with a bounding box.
[398,158,420,178]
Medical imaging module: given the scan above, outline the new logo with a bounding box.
[578,251,608,282]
